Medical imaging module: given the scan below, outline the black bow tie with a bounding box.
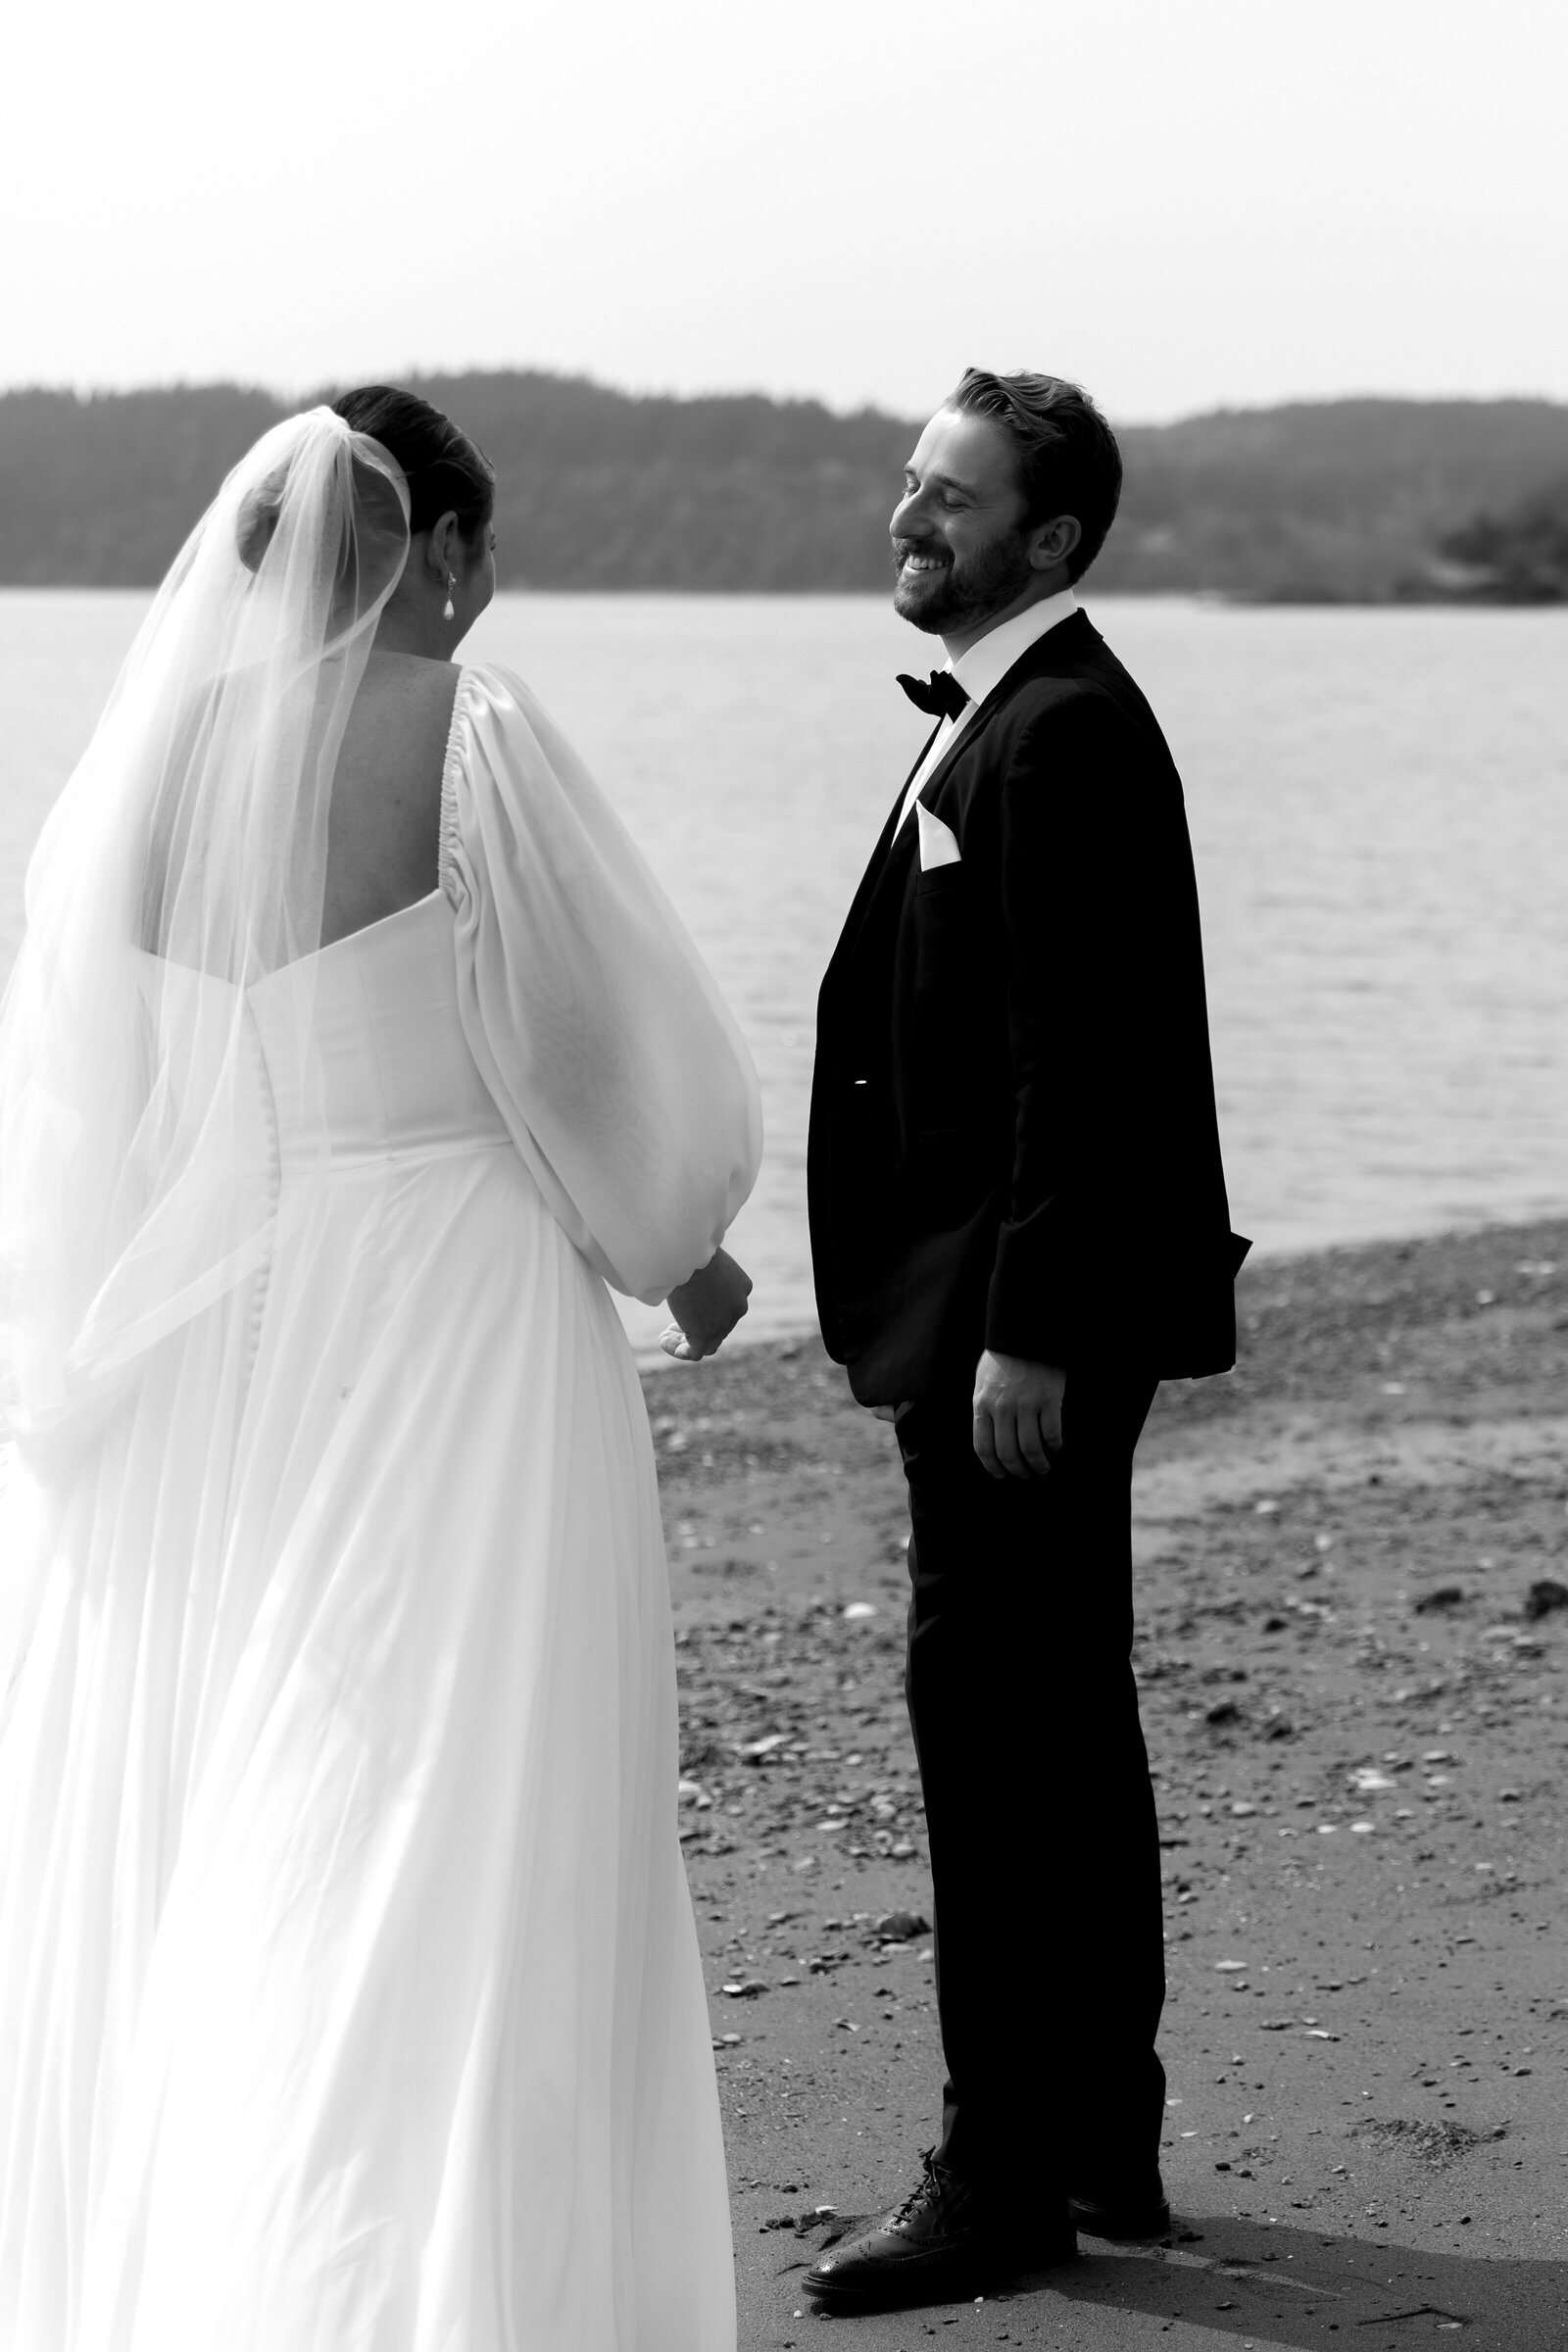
[897,668,969,723]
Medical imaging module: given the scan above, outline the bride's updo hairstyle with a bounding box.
[234,462,293,573]
[330,385,495,550]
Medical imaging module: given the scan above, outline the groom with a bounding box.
[805,368,1248,2309]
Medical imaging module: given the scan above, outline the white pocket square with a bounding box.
[916,802,962,872]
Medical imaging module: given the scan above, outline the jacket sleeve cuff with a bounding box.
[983,1214,1080,1365]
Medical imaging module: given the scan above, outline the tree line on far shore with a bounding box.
[1436,479,1568,603]
[1,373,1565,602]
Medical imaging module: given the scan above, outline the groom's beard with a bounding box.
[891,529,1035,635]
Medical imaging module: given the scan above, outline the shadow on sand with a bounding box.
[1024,2212,1565,2346]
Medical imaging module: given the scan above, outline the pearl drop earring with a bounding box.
[442,571,456,622]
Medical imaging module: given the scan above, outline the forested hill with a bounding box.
[2,372,1567,598]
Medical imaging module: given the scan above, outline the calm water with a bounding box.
[3,591,1566,1355]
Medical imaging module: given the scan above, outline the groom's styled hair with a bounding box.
[949,368,1122,582]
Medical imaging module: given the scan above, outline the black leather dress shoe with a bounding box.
[1067,2182,1173,2241]
[803,2153,1076,2313]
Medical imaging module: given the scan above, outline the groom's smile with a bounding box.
[890,406,1044,646]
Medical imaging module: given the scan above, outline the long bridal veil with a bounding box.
[0,411,411,1476]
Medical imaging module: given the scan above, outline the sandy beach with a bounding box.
[648,1217,1568,2350]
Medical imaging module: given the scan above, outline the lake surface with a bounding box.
[3,591,1565,1356]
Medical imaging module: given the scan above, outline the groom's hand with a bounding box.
[661,1247,753,1360]
[972,1349,1065,1480]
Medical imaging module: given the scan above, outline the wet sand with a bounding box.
[646,1217,1568,2349]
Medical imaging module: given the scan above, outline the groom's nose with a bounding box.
[891,487,932,540]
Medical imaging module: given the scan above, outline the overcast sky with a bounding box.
[5,0,1564,422]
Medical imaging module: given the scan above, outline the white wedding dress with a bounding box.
[0,662,759,2351]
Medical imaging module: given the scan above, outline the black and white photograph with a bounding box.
[0,1,1564,2345]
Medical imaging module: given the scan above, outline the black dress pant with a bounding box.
[896,1369,1164,2211]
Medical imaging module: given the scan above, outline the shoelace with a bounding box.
[888,2150,947,2230]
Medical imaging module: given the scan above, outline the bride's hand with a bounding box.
[661,1248,753,1361]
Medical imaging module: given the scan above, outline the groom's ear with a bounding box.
[1027,513,1082,572]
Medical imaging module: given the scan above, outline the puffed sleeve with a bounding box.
[441,662,762,1304]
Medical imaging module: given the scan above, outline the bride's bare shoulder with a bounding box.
[353,650,463,729]
[335,655,462,787]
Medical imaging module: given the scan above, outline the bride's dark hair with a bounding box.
[330,385,495,545]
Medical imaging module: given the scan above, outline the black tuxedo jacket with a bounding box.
[808,609,1249,1405]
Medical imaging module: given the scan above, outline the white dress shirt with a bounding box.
[895,585,1080,835]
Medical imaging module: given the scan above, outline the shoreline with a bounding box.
[648,1213,1568,2346]
[629,1208,1568,1374]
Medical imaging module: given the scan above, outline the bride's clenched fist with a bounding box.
[661,1246,753,1360]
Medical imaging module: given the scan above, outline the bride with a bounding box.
[0,389,760,2350]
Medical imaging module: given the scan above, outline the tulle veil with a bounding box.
[0,409,411,1465]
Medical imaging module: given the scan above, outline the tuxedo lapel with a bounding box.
[822,612,1120,1008]
[820,720,938,1003]
[885,609,1099,829]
